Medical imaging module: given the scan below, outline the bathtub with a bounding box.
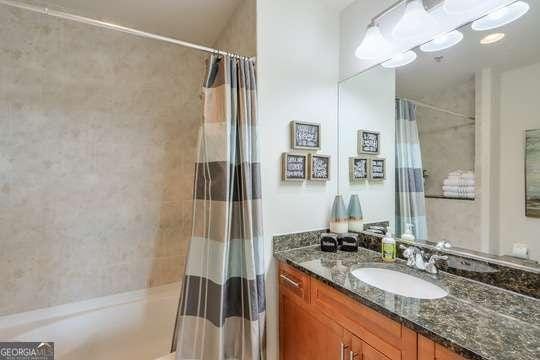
[0,283,181,360]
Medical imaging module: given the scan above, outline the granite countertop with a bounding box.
[275,245,540,360]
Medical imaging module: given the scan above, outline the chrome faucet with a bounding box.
[400,245,448,274]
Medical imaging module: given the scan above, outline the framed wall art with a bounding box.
[358,130,380,155]
[290,121,321,150]
[369,158,386,181]
[349,157,369,183]
[282,152,307,182]
[308,154,330,181]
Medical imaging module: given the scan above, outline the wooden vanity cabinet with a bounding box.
[279,262,343,360]
[418,336,466,360]
[279,262,467,360]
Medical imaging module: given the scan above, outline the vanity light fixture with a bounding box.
[355,23,394,60]
[420,30,464,52]
[392,0,439,40]
[381,50,418,68]
[480,32,505,44]
[443,0,489,14]
[472,1,530,31]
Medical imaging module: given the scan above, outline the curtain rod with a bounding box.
[0,0,251,60]
[404,98,476,120]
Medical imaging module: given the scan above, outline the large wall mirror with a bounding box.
[338,0,540,265]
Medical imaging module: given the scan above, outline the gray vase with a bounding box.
[348,194,364,232]
[329,195,348,234]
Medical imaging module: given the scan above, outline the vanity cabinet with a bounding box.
[279,262,467,360]
[279,263,343,359]
[418,336,466,360]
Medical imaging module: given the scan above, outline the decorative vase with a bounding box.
[348,194,364,232]
[329,195,348,234]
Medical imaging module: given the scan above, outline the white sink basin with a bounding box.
[351,268,448,299]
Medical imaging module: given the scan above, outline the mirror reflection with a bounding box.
[338,0,540,263]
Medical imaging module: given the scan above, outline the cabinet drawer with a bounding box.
[279,262,310,303]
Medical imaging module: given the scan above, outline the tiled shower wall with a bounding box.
[0,5,204,316]
[415,77,481,250]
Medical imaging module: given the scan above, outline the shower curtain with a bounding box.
[395,99,428,240]
[172,55,265,359]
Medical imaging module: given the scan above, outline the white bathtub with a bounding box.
[0,283,181,360]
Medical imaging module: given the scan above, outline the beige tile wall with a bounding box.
[415,77,481,250]
[0,5,204,315]
[213,0,257,57]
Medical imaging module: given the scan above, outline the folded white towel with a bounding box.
[442,185,475,193]
[443,179,475,186]
[443,191,475,199]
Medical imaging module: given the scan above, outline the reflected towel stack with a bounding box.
[442,170,475,198]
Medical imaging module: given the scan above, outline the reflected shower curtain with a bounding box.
[395,99,428,240]
[172,55,265,359]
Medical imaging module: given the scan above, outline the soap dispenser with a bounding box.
[382,231,396,262]
[401,223,416,241]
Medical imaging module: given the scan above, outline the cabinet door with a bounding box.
[418,335,467,360]
[280,292,343,360]
[349,334,391,360]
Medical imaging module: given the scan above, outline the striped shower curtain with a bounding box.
[395,99,428,240]
[172,55,265,359]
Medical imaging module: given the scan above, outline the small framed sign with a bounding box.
[290,121,321,150]
[349,157,369,183]
[308,154,330,181]
[282,152,307,182]
[358,130,380,155]
[369,158,386,181]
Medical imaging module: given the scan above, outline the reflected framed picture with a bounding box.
[281,152,307,182]
[369,158,386,181]
[358,130,380,155]
[525,129,540,218]
[290,121,321,150]
[349,157,369,183]
[308,154,330,181]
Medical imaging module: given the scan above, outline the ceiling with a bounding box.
[20,0,244,46]
[397,0,540,99]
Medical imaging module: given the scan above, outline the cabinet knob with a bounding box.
[350,351,359,360]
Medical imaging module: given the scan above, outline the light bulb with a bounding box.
[355,24,394,60]
[392,0,439,40]
[381,51,418,68]
[420,30,463,52]
[472,1,530,31]
[444,0,488,14]
[480,33,505,44]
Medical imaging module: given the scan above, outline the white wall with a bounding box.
[498,61,540,261]
[257,0,347,358]
[339,67,396,230]
[339,0,396,80]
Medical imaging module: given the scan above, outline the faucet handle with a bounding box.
[436,240,452,250]
[428,254,448,263]
[400,245,418,259]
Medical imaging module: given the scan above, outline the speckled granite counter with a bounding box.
[275,245,540,360]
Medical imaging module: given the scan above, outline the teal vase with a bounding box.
[348,194,363,232]
[329,195,348,234]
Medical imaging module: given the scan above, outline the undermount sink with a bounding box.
[351,267,448,300]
